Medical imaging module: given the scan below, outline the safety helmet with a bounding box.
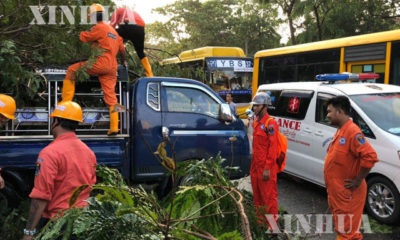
[89,3,104,15]
[0,94,16,120]
[250,92,270,105]
[50,101,83,123]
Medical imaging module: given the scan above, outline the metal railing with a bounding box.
[3,67,130,137]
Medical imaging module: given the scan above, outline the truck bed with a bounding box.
[0,134,129,177]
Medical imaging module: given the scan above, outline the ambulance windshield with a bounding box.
[351,93,400,136]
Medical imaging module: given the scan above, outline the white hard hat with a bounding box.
[250,92,270,105]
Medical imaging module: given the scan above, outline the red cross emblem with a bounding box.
[287,97,300,113]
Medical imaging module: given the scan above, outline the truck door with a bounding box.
[160,82,244,170]
[133,81,164,181]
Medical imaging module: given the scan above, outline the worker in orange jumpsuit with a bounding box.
[22,101,97,239]
[0,94,17,189]
[62,3,126,136]
[325,96,378,240]
[250,92,279,231]
[110,6,153,77]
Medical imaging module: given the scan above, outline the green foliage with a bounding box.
[34,157,258,239]
[147,0,281,58]
[74,46,107,83]
[152,62,207,81]
[0,199,30,240]
[0,40,44,106]
[0,0,116,105]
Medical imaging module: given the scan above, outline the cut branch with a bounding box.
[1,25,32,35]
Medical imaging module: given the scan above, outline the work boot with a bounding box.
[141,57,154,77]
[61,79,75,102]
[107,105,119,136]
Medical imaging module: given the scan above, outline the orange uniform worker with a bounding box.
[110,6,153,77]
[324,96,378,240]
[22,101,97,239]
[250,92,279,230]
[62,3,126,135]
[0,94,17,189]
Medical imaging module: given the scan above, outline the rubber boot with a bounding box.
[107,105,119,136]
[61,79,75,102]
[141,57,154,77]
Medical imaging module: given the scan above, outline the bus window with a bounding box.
[350,63,385,83]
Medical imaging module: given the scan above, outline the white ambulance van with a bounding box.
[257,73,400,224]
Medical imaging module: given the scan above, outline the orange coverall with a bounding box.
[250,113,279,228]
[62,21,125,107]
[324,119,378,240]
[29,132,97,219]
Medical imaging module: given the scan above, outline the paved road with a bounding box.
[236,174,400,240]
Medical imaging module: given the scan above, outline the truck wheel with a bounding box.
[156,174,195,199]
[0,183,20,209]
[366,176,400,225]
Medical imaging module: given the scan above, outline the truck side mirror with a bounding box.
[219,103,233,122]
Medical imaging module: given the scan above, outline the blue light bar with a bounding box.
[316,73,380,81]
[316,74,355,81]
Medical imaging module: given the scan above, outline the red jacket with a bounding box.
[251,113,279,176]
[110,8,145,28]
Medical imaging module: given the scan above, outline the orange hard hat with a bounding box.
[89,3,104,15]
[50,101,83,122]
[0,94,16,120]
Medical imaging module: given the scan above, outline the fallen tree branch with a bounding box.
[1,25,32,35]
[218,186,252,240]
[170,211,236,223]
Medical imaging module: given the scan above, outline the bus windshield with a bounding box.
[206,58,253,106]
[350,93,400,136]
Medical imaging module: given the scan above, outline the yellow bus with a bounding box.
[161,46,253,117]
[253,29,400,93]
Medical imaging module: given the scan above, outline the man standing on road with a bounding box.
[325,96,378,240]
[250,92,279,231]
[62,3,126,136]
[22,101,97,239]
[0,94,16,189]
[110,6,154,77]
[226,92,237,117]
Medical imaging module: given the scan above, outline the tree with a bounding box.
[0,0,116,105]
[146,0,281,58]
[296,0,400,43]
[259,0,300,45]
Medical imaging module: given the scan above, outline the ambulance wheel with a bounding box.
[366,176,400,225]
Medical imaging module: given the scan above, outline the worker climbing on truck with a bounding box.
[110,5,153,77]
[0,94,16,189]
[61,3,126,136]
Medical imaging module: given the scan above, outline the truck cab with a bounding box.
[0,67,250,208]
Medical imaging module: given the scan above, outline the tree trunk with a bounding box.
[288,16,296,45]
[314,5,322,41]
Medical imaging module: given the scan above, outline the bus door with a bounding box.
[347,60,386,83]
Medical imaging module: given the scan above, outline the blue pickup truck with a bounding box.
[0,68,251,207]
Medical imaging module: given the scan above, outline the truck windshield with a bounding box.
[350,93,400,136]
